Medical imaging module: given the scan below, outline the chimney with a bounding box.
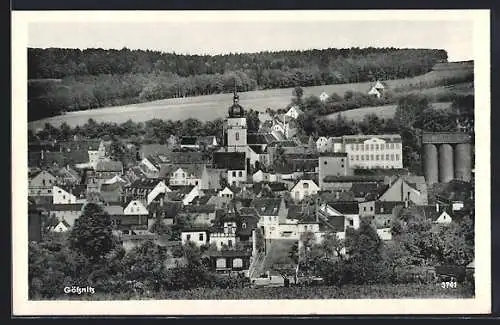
[436,203,439,212]
[404,200,409,208]
[160,196,164,207]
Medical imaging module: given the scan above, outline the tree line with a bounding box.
[28,47,447,121]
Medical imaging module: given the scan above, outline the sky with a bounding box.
[28,19,474,62]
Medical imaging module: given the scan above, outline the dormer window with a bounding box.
[242,223,247,229]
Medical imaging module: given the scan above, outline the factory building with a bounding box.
[422,132,473,185]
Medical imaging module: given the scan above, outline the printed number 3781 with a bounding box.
[441,281,457,289]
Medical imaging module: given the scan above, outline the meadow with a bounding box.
[28,62,473,131]
[326,101,453,123]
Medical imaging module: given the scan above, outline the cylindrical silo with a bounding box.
[454,142,472,182]
[439,144,454,183]
[423,143,439,185]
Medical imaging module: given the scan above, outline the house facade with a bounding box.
[290,179,320,202]
[29,170,58,196]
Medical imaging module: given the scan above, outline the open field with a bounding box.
[37,283,474,300]
[326,101,453,122]
[28,63,473,131]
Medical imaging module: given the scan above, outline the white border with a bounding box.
[12,10,491,315]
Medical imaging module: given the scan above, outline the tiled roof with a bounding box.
[58,184,87,198]
[375,201,405,214]
[248,145,266,154]
[325,215,345,232]
[100,182,122,192]
[104,205,124,215]
[213,152,246,170]
[180,137,198,145]
[95,160,123,172]
[208,249,252,258]
[327,201,359,215]
[342,135,402,144]
[139,144,171,157]
[247,133,275,145]
[250,198,283,216]
[129,178,162,189]
[51,203,85,211]
[171,163,206,178]
[184,204,216,214]
[323,175,386,183]
[238,207,259,217]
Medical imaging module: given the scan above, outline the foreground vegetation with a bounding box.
[38,283,474,300]
[29,202,474,300]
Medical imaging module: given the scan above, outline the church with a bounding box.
[222,91,272,173]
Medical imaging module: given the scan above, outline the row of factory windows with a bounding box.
[349,143,401,151]
[350,154,400,161]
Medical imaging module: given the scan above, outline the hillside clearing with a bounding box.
[326,102,453,122]
[28,65,472,131]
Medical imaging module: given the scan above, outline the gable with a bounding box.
[436,211,452,223]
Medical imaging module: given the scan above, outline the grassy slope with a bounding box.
[28,64,473,131]
[326,101,453,123]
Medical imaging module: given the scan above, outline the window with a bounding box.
[232,171,236,177]
[42,179,46,186]
[48,189,51,193]
[355,155,359,160]
[303,182,309,189]
[355,144,359,150]
[370,155,374,160]
[186,234,191,241]
[235,132,240,141]
[386,154,390,160]
[375,144,379,150]
[363,207,367,211]
[233,258,243,268]
[396,143,400,149]
[370,144,374,150]
[242,223,247,229]
[216,258,226,268]
[349,219,354,226]
[361,145,364,151]
[341,164,344,168]
[62,195,66,200]
[391,154,395,161]
[48,179,52,184]
[228,240,233,248]
[370,206,374,211]
[380,207,384,213]
[375,155,379,161]
[390,143,395,149]
[396,154,400,161]
[341,159,344,163]
[365,144,369,150]
[199,233,204,241]
[238,171,243,177]
[361,155,364,161]
[324,161,327,165]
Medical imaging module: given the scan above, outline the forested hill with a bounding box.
[28,47,447,121]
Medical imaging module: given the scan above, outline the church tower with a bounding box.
[224,90,247,150]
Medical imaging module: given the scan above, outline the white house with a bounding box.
[50,219,71,233]
[209,221,238,250]
[368,86,382,98]
[169,166,203,187]
[316,137,329,152]
[218,187,234,199]
[52,185,87,205]
[181,229,209,247]
[285,105,304,119]
[319,92,329,102]
[290,179,320,202]
[253,198,289,239]
[228,169,247,187]
[124,200,149,215]
[252,170,270,183]
[146,180,172,205]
